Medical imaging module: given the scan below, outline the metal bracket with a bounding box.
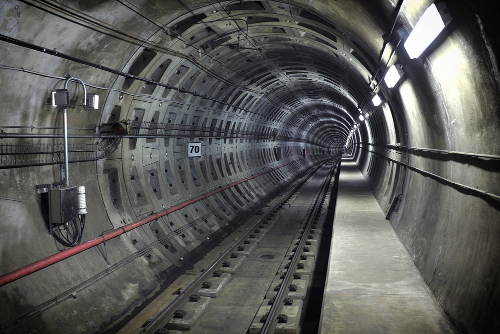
[97,230,113,265]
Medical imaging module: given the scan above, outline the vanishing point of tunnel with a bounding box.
[0,0,499,333]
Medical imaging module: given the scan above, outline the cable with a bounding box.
[0,63,311,134]
[52,215,85,248]
[22,0,259,94]
[115,0,253,58]
[0,34,255,113]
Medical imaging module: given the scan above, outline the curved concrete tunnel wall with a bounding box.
[0,0,499,333]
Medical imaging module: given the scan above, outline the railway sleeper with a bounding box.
[233,239,259,256]
[218,255,246,274]
[179,273,232,298]
[265,275,310,300]
[287,239,318,256]
[165,296,211,331]
[249,299,304,334]
[278,257,315,275]
[286,243,318,258]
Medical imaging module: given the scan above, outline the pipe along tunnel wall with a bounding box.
[0,0,499,333]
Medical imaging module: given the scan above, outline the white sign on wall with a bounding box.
[187,142,202,157]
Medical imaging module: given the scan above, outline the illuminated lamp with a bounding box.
[372,94,382,107]
[404,3,452,59]
[359,114,365,121]
[384,65,404,88]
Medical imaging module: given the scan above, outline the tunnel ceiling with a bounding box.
[111,0,380,148]
[2,0,385,149]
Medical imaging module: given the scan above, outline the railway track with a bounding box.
[124,156,341,334]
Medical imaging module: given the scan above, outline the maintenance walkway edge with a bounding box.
[319,158,455,334]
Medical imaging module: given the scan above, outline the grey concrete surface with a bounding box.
[0,0,499,333]
[320,160,455,334]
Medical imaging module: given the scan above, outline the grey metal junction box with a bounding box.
[49,187,79,226]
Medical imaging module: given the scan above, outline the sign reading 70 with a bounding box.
[187,142,202,157]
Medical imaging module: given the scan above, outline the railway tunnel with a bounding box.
[0,0,499,333]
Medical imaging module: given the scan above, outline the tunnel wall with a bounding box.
[1,0,499,333]
[0,2,332,333]
[355,1,500,333]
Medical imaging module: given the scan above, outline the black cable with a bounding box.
[52,215,86,248]
[115,0,164,30]
[23,0,260,94]
[0,33,255,114]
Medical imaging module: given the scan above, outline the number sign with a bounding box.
[187,142,202,157]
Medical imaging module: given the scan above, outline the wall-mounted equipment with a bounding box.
[404,3,452,59]
[38,184,87,247]
[51,89,70,108]
[384,65,404,88]
[49,187,79,228]
[82,94,99,109]
[113,121,129,135]
[45,76,92,247]
[48,185,86,247]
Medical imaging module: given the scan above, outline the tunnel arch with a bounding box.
[1,1,500,333]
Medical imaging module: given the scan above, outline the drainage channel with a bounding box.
[130,157,340,334]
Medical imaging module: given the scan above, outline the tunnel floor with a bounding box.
[111,162,335,333]
[106,158,458,334]
[320,158,455,334]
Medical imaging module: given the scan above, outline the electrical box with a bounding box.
[49,187,79,226]
[82,94,99,109]
[52,89,70,108]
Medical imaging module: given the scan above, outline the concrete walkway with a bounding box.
[319,159,455,334]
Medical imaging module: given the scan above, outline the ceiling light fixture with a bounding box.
[404,3,452,59]
[359,114,365,121]
[384,64,404,88]
[372,94,382,107]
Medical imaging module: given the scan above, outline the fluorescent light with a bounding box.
[384,65,403,88]
[404,3,452,59]
[372,94,382,106]
[359,114,365,121]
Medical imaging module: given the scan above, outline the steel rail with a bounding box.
[140,159,332,334]
[0,157,311,287]
[260,159,339,334]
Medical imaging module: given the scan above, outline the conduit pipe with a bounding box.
[61,76,87,186]
[0,157,311,287]
[369,0,407,88]
[361,147,500,201]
